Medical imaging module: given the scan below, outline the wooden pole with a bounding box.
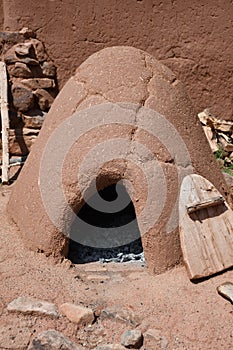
[0,62,9,184]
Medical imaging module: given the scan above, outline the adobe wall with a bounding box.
[0,0,3,30]
[2,0,233,119]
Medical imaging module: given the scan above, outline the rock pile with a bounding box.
[198,109,233,176]
[0,28,57,158]
[5,296,168,349]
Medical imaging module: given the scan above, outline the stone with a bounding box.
[95,345,126,350]
[19,27,36,39]
[22,110,46,128]
[4,47,39,65]
[8,61,33,78]
[0,87,48,155]
[20,56,39,66]
[12,84,35,112]
[23,128,40,136]
[34,88,54,110]
[28,329,84,350]
[21,77,55,90]
[217,282,233,303]
[100,306,140,326]
[0,129,37,156]
[144,329,168,349]
[4,52,18,63]
[144,328,163,341]
[59,303,95,325]
[7,47,231,274]
[30,38,48,62]
[41,61,57,77]
[121,329,143,349]
[7,296,58,317]
[0,129,26,157]
[0,31,25,46]
[15,42,32,56]
[4,53,38,65]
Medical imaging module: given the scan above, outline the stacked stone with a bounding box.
[0,27,57,157]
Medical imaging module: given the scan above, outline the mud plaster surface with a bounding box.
[2,0,233,119]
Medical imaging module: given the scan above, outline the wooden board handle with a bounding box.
[186,196,224,214]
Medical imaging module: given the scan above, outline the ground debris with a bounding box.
[120,329,143,349]
[28,329,84,350]
[217,282,233,303]
[198,109,233,176]
[7,296,58,317]
[95,345,126,350]
[59,302,95,325]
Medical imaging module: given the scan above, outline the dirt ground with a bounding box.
[0,184,233,350]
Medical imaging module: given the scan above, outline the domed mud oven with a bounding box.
[7,46,230,274]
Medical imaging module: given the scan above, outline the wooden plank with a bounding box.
[0,62,10,184]
[186,196,224,214]
[202,125,218,153]
[179,174,233,280]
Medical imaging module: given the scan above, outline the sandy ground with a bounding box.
[0,185,233,350]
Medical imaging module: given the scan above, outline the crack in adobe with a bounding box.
[139,53,154,106]
[82,38,107,45]
[73,80,89,112]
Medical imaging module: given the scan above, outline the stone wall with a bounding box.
[1,0,233,119]
[0,28,57,157]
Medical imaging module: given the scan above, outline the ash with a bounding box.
[68,238,145,265]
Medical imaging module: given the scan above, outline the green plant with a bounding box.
[215,144,233,176]
[215,144,227,160]
[223,163,233,176]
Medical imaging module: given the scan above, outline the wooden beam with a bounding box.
[0,62,9,184]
